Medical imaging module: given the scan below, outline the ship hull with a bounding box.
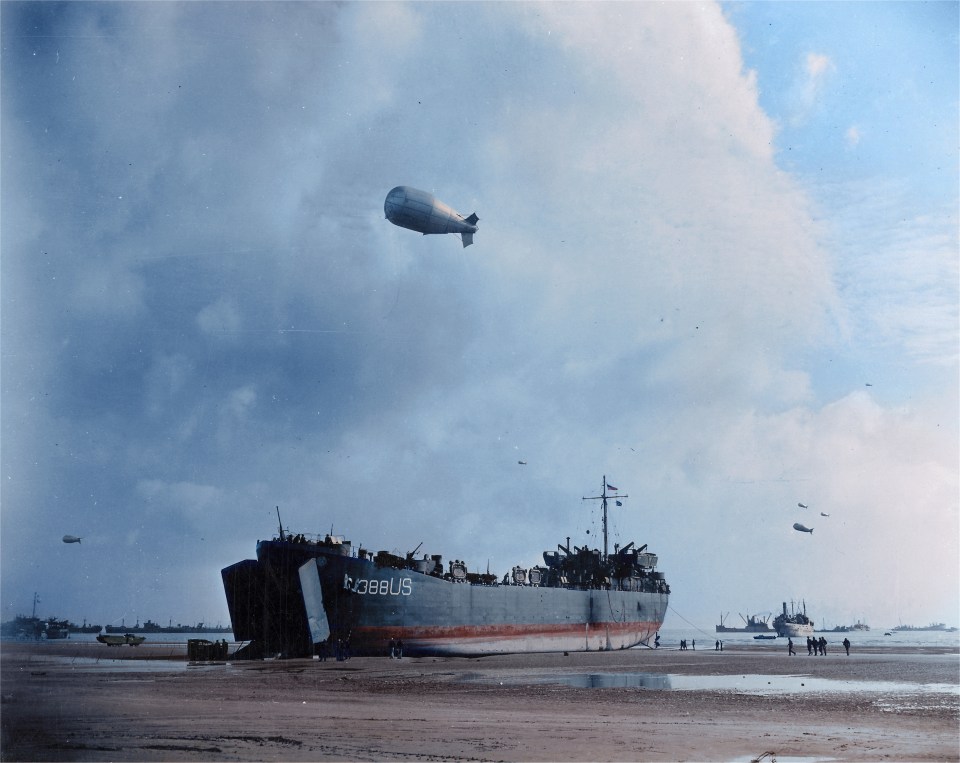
[777,623,814,638]
[299,554,667,656]
[223,539,668,658]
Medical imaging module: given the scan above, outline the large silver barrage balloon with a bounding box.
[384,186,479,247]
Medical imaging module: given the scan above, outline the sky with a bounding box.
[2,1,957,633]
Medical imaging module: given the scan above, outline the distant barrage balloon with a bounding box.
[792,523,813,534]
[384,186,479,247]
[797,502,808,509]
[62,535,82,544]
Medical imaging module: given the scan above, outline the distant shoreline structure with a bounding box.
[102,619,233,635]
[1,615,231,640]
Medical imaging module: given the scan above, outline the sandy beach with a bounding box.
[2,641,957,762]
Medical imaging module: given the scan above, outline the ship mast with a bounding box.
[582,475,627,561]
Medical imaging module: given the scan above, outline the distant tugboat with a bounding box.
[773,601,814,638]
[223,477,671,658]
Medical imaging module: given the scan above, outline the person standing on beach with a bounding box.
[843,637,851,656]
[788,638,796,655]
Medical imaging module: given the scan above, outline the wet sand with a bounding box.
[2,642,957,762]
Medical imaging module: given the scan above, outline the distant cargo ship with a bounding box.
[819,620,870,633]
[0,616,73,640]
[891,622,957,632]
[0,594,77,640]
[715,612,772,633]
[222,477,670,658]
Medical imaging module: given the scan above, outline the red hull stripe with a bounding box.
[354,621,661,641]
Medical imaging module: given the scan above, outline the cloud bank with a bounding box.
[2,2,956,629]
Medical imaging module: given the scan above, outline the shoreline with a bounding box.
[2,637,957,665]
[2,643,957,761]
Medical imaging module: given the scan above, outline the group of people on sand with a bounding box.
[788,635,851,656]
[317,635,352,661]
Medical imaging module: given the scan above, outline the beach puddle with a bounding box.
[462,671,960,700]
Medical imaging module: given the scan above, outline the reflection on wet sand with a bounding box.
[462,669,960,707]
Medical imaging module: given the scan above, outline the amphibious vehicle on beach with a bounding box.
[96,633,146,646]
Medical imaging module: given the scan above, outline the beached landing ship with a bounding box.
[222,478,669,658]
